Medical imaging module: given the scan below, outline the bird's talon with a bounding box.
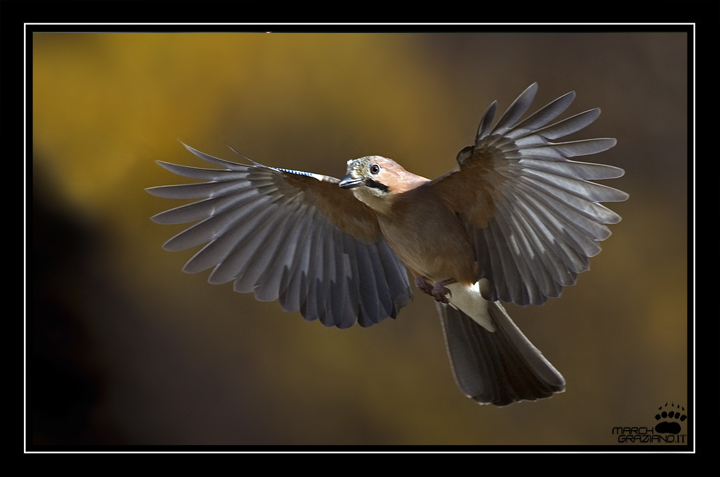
[432,287,451,303]
[431,279,456,303]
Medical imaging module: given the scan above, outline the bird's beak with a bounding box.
[339,175,362,189]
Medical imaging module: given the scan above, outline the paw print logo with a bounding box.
[654,402,687,434]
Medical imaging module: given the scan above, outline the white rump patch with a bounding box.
[446,282,495,332]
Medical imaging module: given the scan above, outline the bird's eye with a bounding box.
[370,164,380,175]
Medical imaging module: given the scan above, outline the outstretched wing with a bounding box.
[430,83,628,306]
[147,143,412,328]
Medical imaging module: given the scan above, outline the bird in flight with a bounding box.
[147,83,628,406]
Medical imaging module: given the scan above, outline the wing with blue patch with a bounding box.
[147,143,412,328]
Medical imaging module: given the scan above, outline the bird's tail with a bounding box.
[437,301,565,406]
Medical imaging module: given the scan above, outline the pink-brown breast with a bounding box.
[377,185,477,285]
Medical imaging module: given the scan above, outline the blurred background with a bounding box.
[31,32,688,446]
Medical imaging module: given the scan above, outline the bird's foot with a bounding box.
[415,277,456,304]
[431,278,456,304]
[415,276,434,295]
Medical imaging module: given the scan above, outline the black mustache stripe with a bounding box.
[364,178,389,193]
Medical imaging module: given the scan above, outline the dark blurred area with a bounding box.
[30,32,688,446]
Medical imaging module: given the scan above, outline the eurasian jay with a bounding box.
[147,83,628,406]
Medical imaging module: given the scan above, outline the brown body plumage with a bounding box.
[378,182,478,286]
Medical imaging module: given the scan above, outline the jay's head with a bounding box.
[340,156,396,194]
[339,156,423,212]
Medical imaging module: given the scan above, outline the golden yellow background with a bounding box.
[32,32,688,445]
